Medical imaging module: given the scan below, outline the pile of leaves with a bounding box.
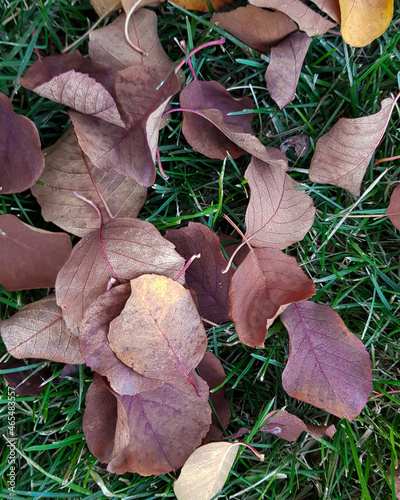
[0,0,399,497]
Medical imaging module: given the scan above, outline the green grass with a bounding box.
[1,0,400,498]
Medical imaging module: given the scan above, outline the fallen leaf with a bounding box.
[0,295,84,364]
[245,155,315,249]
[386,184,400,231]
[0,92,45,195]
[306,423,336,439]
[91,0,121,17]
[280,134,311,157]
[248,0,336,36]
[387,460,400,500]
[0,215,72,291]
[172,0,232,13]
[198,352,230,443]
[212,6,298,53]
[219,233,250,268]
[80,284,162,395]
[265,32,312,109]
[56,217,185,334]
[31,129,147,237]
[165,222,234,324]
[0,357,51,396]
[106,372,211,475]
[107,275,207,383]
[281,301,372,420]
[20,52,127,128]
[310,0,340,23]
[229,248,316,347]
[174,441,240,500]
[83,374,119,464]
[339,0,393,47]
[309,97,398,196]
[71,69,180,186]
[89,11,173,74]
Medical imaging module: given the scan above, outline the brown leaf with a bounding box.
[0,215,72,291]
[83,374,119,464]
[309,97,398,197]
[229,248,316,347]
[0,358,51,396]
[280,134,311,157]
[310,0,340,23]
[89,11,174,74]
[212,6,298,53]
[91,0,121,17]
[281,301,372,420]
[306,423,336,439]
[0,92,45,195]
[172,0,232,12]
[20,52,127,128]
[106,372,211,475]
[198,352,230,443]
[108,275,207,383]
[0,295,84,364]
[387,460,400,499]
[340,0,393,47]
[245,155,315,249]
[31,129,147,237]
[56,217,185,334]
[248,0,336,36]
[174,442,240,500]
[165,222,234,324]
[266,32,312,109]
[80,284,162,395]
[219,233,250,268]
[387,185,400,231]
[71,70,180,186]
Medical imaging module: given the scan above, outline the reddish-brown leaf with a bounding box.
[245,155,315,249]
[309,97,398,196]
[387,460,400,500]
[386,184,400,231]
[0,295,83,364]
[248,0,336,36]
[106,372,211,475]
[80,284,162,395]
[212,6,298,53]
[31,129,146,237]
[0,215,72,291]
[0,93,45,195]
[89,11,174,74]
[265,32,312,109]
[311,0,340,23]
[198,352,230,443]
[71,70,180,186]
[83,374,119,464]
[229,248,316,347]
[56,217,185,334]
[219,233,250,268]
[108,275,207,383]
[20,52,127,128]
[0,357,51,396]
[165,222,234,324]
[280,134,311,157]
[281,301,372,420]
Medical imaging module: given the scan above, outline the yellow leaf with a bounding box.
[339,0,393,47]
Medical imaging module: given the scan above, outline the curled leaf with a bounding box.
[281,301,372,420]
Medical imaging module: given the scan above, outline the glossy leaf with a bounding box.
[281,301,372,420]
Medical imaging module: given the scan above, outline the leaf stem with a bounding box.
[173,37,225,75]
[173,253,201,281]
[156,146,169,180]
[236,441,265,461]
[124,0,148,56]
[221,215,254,274]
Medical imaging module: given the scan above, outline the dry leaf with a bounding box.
[309,97,398,196]
[0,92,45,195]
[212,6,298,53]
[245,155,315,249]
[387,460,400,499]
[266,32,312,109]
[56,217,185,334]
[340,0,393,47]
[80,284,162,395]
[173,0,232,13]
[31,129,147,237]
[174,441,240,500]
[280,134,311,157]
[281,301,372,420]
[0,357,51,396]
[107,275,207,383]
[386,184,400,231]
[165,222,234,324]
[248,0,336,36]
[310,0,340,23]
[90,0,121,17]
[0,215,72,291]
[229,248,316,347]
[0,295,84,364]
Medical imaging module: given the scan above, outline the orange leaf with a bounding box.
[172,0,232,13]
